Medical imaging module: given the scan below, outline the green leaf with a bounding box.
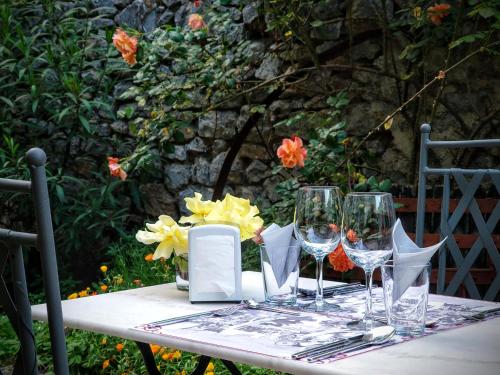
[79,115,91,132]
[367,176,378,189]
[449,33,485,49]
[55,185,65,203]
[311,20,324,27]
[0,96,14,108]
[379,179,392,192]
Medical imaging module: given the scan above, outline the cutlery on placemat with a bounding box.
[292,333,364,359]
[144,305,243,328]
[243,299,300,316]
[303,326,395,362]
[144,300,300,329]
[463,306,500,321]
[346,315,438,328]
[298,285,365,300]
[297,283,363,297]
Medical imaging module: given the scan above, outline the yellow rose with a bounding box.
[205,194,263,241]
[136,215,189,259]
[179,193,215,224]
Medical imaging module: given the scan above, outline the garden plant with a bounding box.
[0,0,499,373]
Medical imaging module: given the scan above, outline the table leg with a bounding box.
[190,355,211,375]
[135,341,161,375]
[222,359,242,375]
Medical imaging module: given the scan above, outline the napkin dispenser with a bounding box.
[188,224,242,303]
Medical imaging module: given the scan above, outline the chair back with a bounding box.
[0,148,69,374]
[416,124,500,301]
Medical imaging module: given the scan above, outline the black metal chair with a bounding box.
[416,124,500,301]
[0,148,69,374]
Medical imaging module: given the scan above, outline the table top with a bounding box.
[32,272,500,375]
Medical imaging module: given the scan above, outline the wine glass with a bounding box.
[341,192,396,331]
[294,186,342,311]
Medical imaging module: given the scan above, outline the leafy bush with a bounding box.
[0,1,132,290]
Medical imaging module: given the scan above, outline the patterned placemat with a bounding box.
[133,289,500,363]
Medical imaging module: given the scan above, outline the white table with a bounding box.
[32,272,500,375]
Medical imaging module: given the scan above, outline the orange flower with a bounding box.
[276,136,307,168]
[172,350,181,360]
[144,253,154,262]
[112,28,138,65]
[90,291,97,296]
[427,3,451,25]
[100,265,108,273]
[150,344,161,354]
[346,229,358,243]
[100,284,108,292]
[329,224,340,233]
[162,352,173,361]
[133,279,142,286]
[107,157,127,181]
[252,226,264,244]
[102,359,110,369]
[68,293,78,300]
[328,243,355,272]
[187,13,206,30]
[78,290,88,298]
[116,343,124,352]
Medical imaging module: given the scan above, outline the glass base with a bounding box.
[175,275,189,290]
[393,324,425,336]
[266,295,297,306]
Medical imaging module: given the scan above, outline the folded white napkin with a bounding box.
[392,219,446,301]
[261,223,300,288]
[191,234,236,296]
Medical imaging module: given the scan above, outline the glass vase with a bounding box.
[174,254,189,291]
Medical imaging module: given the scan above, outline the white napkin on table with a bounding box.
[261,223,300,288]
[392,219,446,301]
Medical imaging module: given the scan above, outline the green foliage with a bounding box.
[262,91,391,225]
[0,1,131,290]
[119,6,256,172]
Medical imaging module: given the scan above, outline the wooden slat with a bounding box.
[324,266,496,286]
[407,232,500,250]
[394,197,498,214]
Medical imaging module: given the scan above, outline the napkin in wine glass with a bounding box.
[261,223,300,288]
[392,218,446,301]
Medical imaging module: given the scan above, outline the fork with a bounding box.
[144,304,243,329]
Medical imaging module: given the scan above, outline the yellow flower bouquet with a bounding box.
[136,193,263,288]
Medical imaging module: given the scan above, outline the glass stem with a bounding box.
[364,269,374,331]
[315,256,324,308]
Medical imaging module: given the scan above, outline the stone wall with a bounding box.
[88,0,500,218]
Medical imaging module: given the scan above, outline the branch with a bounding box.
[337,41,500,168]
[208,64,397,111]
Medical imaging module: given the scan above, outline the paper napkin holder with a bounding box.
[188,223,242,303]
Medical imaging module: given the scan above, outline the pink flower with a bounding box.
[187,13,206,31]
[107,157,127,181]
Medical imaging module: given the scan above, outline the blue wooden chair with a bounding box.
[0,148,69,374]
[416,124,500,301]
